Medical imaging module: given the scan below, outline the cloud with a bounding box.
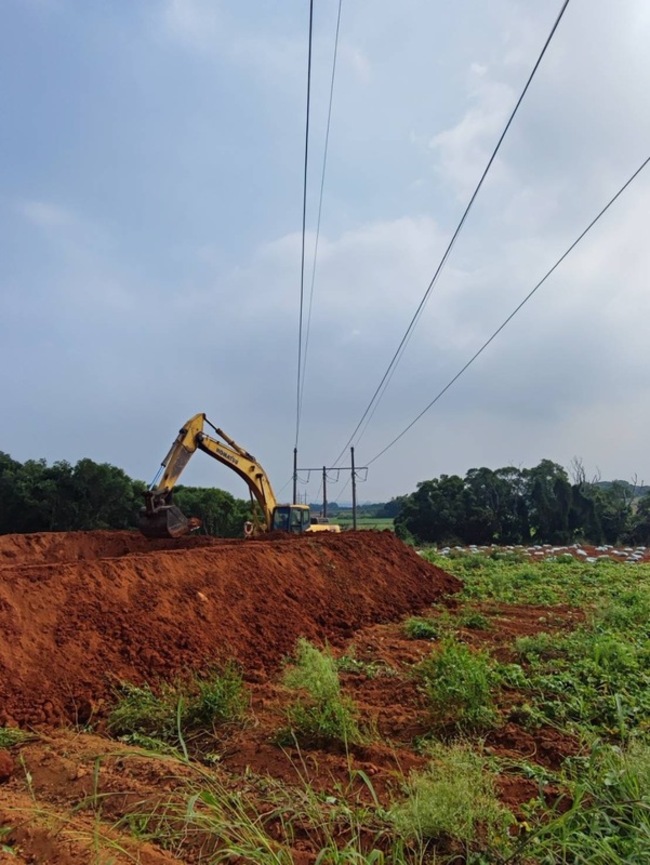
[160,0,222,51]
[428,69,515,199]
[3,0,650,503]
[343,44,372,84]
[17,200,73,229]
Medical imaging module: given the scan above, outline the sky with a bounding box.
[1,0,649,505]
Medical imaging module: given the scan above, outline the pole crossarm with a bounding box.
[297,466,368,473]
[293,448,368,528]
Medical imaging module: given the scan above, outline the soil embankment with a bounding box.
[0,530,459,725]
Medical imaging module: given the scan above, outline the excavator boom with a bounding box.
[139,413,340,539]
[138,414,278,539]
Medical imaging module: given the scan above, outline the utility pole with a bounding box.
[295,459,369,526]
[351,447,357,530]
[292,448,298,504]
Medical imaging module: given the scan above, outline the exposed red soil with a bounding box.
[485,722,580,770]
[0,530,459,726]
[0,530,590,864]
[439,601,585,662]
[0,749,14,782]
[0,529,221,567]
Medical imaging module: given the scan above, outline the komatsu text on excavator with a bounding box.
[138,413,340,539]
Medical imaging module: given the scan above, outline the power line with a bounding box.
[300,0,344,413]
[331,0,572,465]
[295,0,315,450]
[367,154,650,466]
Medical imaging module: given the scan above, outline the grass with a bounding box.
[333,516,395,532]
[107,663,248,750]
[403,617,438,640]
[117,754,405,865]
[390,742,514,856]
[416,638,498,732]
[0,727,31,748]
[517,741,650,864]
[420,549,650,607]
[336,651,397,679]
[281,638,363,747]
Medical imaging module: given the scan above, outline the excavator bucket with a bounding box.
[138,504,190,539]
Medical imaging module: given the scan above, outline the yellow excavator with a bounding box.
[138,413,340,539]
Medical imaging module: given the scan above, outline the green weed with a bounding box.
[515,632,567,661]
[457,611,490,630]
[424,551,650,608]
[108,665,247,749]
[416,639,497,731]
[108,682,176,743]
[0,727,30,748]
[390,742,513,855]
[512,624,650,739]
[336,652,396,679]
[403,617,438,640]
[0,825,16,856]
[281,639,363,747]
[183,663,248,728]
[519,741,650,864]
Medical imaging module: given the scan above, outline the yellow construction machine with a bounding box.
[138,413,340,539]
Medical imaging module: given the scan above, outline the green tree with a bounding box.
[630,493,650,545]
[0,454,145,533]
[463,467,508,544]
[0,452,26,533]
[69,459,143,530]
[524,460,573,544]
[173,486,251,537]
[376,496,407,519]
[597,481,634,544]
[494,466,530,544]
[395,475,466,544]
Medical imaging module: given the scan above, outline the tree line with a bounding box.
[393,459,650,547]
[0,452,251,537]
[2,450,648,547]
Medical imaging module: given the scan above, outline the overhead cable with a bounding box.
[300,0,344,413]
[331,0,572,465]
[367,154,650,466]
[295,0,315,450]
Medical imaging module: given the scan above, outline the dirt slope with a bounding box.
[0,530,459,726]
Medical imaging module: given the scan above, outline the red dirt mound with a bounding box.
[0,530,459,726]
[0,529,223,566]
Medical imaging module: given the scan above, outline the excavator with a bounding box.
[138,413,340,539]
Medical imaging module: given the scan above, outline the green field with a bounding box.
[334,514,394,530]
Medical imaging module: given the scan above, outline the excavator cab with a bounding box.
[272,505,311,533]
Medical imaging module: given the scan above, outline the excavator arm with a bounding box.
[139,413,278,538]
